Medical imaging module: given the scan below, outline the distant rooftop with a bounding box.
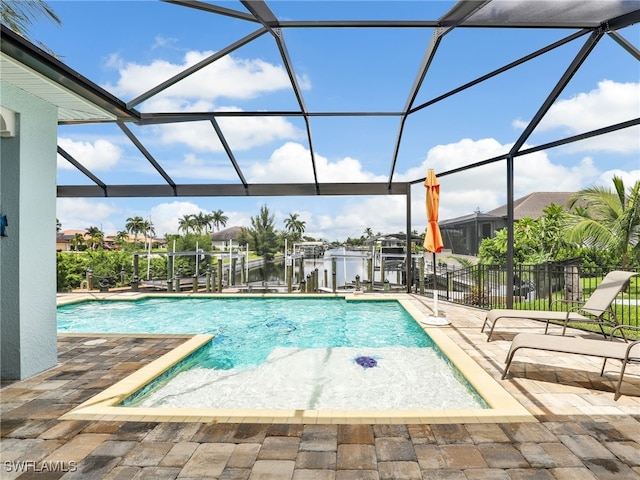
[440,192,574,226]
[211,226,243,242]
[486,192,574,220]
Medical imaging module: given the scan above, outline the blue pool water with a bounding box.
[58,297,487,410]
[58,297,430,369]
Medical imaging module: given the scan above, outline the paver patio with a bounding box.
[1,294,639,479]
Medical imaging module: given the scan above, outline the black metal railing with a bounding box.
[429,263,639,328]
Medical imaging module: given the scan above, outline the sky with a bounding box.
[24,1,640,242]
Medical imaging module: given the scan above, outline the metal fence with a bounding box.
[427,263,639,328]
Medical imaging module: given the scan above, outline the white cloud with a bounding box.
[104,53,124,70]
[247,143,502,239]
[248,142,387,183]
[57,198,120,233]
[57,137,122,171]
[316,155,387,183]
[149,201,206,236]
[104,51,302,103]
[249,142,314,182]
[510,155,600,195]
[318,196,409,240]
[593,169,640,189]
[166,153,238,181]
[511,118,528,130]
[152,35,178,50]
[324,138,607,236]
[102,51,304,152]
[541,80,639,131]
[157,114,301,153]
[397,137,509,180]
[56,141,637,242]
[242,137,620,239]
[216,114,302,151]
[413,139,601,221]
[533,80,640,153]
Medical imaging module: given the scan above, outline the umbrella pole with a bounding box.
[432,252,438,316]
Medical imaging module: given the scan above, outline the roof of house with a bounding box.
[211,226,243,242]
[439,212,503,227]
[485,192,574,220]
[56,230,90,241]
[57,230,126,243]
[439,192,575,227]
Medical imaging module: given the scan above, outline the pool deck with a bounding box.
[1,293,640,479]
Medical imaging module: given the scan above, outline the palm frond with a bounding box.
[565,216,617,249]
[0,0,60,55]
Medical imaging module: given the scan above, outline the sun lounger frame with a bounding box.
[482,270,637,341]
[502,325,640,400]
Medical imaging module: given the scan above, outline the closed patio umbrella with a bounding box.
[423,169,449,324]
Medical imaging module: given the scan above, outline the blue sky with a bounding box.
[27,1,640,241]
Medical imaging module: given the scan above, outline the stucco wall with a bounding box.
[1,82,58,379]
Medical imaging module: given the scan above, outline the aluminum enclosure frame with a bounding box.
[2,0,639,297]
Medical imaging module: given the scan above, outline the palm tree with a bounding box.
[70,233,85,252]
[284,212,306,242]
[193,212,213,234]
[140,219,155,250]
[211,209,229,232]
[178,214,196,235]
[363,227,373,239]
[125,216,145,245]
[148,223,156,247]
[114,230,129,246]
[0,0,61,54]
[566,176,640,268]
[85,226,103,251]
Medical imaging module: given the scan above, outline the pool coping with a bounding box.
[58,293,535,424]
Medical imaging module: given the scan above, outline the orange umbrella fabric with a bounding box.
[423,169,444,253]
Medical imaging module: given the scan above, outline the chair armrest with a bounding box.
[610,324,640,341]
[624,340,640,362]
[555,305,614,337]
[565,304,610,320]
[550,299,584,310]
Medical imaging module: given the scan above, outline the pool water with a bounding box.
[58,297,488,410]
[58,297,430,369]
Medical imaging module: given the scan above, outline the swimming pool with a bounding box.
[58,296,487,410]
[58,297,432,369]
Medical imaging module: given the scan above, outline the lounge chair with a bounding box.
[482,270,637,341]
[502,325,640,400]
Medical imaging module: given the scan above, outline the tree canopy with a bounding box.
[566,176,639,268]
[240,205,280,272]
[478,176,640,268]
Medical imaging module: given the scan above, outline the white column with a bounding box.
[1,83,58,379]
